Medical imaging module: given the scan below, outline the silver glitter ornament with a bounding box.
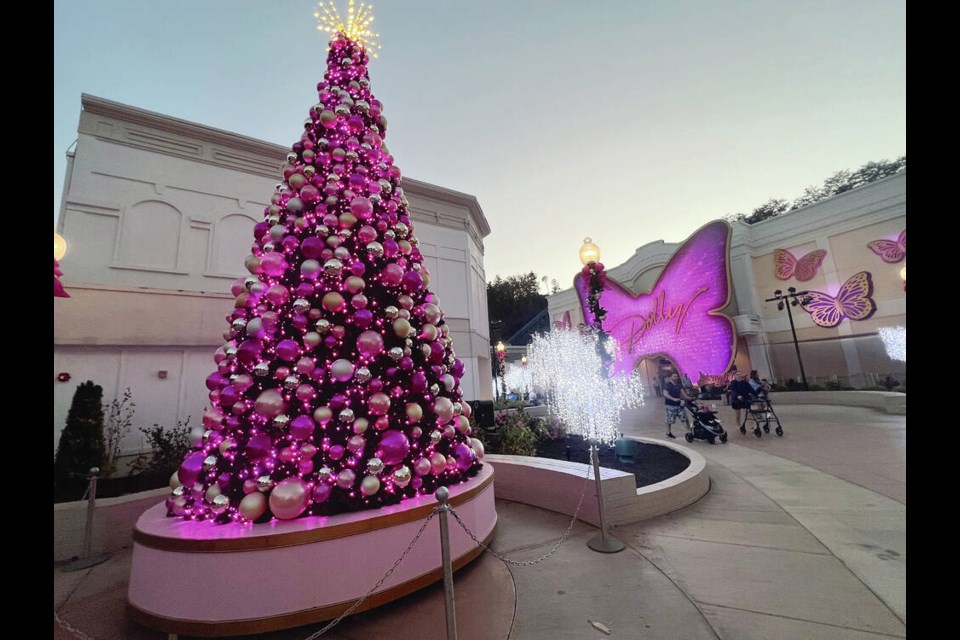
[388,347,403,361]
[430,384,441,395]
[254,363,271,377]
[203,455,217,470]
[274,414,291,428]
[339,408,356,423]
[384,306,399,320]
[257,476,274,492]
[317,466,332,481]
[366,458,385,475]
[283,375,300,390]
[210,494,230,515]
[430,430,442,444]
[324,258,343,274]
[315,319,331,334]
[292,299,311,314]
[355,367,372,383]
[366,242,384,258]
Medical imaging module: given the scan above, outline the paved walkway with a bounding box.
[54,401,905,639]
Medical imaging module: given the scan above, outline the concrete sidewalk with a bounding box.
[54,402,905,639]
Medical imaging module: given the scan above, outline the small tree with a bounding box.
[103,387,136,477]
[54,381,106,486]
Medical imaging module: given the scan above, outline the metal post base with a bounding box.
[60,553,110,572]
[587,533,625,553]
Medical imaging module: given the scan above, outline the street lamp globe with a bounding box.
[579,237,601,265]
[54,231,67,261]
[496,341,505,355]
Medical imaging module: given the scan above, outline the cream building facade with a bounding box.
[54,95,493,456]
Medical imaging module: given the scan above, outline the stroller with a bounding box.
[682,391,728,444]
[738,393,783,438]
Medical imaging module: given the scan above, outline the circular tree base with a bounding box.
[128,465,496,637]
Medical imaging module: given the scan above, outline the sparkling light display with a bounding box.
[878,326,906,362]
[172,10,481,524]
[315,0,381,57]
[574,220,736,379]
[527,328,644,445]
[502,362,532,396]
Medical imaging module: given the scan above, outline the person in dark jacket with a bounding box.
[729,370,758,426]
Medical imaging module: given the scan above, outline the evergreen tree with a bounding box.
[54,381,106,486]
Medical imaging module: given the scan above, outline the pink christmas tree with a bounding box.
[170,6,482,524]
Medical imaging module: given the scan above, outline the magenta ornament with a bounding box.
[350,196,374,220]
[357,330,384,357]
[382,263,404,287]
[452,443,474,471]
[368,392,391,415]
[301,237,325,259]
[177,452,206,487]
[275,340,301,361]
[289,415,315,440]
[354,308,374,328]
[378,430,410,465]
[312,483,332,504]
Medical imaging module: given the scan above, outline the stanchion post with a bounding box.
[83,467,99,559]
[586,441,625,553]
[435,487,458,640]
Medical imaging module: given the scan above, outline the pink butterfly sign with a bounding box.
[799,271,876,328]
[575,220,736,378]
[774,248,827,281]
[867,229,906,263]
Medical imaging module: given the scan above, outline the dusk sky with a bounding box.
[54,0,905,289]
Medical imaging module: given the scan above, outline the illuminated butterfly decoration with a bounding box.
[799,271,876,328]
[774,248,827,281]
[575,220,736,378]
[867,229,906,263]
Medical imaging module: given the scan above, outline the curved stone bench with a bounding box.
[485,438,708,527]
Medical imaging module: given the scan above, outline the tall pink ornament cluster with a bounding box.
[171,33,483,524]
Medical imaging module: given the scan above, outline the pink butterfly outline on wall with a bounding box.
[799,271,876,328]
[866,229,906,263]
[774,248,827,281]
[574,220,736,378]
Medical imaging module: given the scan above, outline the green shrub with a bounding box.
[130,418,192,485]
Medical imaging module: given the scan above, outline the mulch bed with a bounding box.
[533,434,691,489]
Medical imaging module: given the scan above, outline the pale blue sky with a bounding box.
[54,0,905,288]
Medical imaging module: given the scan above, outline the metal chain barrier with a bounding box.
[54,611,97,640]
[304,509,438,639]
[448,462,593,566]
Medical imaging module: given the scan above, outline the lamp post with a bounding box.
[766,287,811,390]
[495,341,506,403]
[577,238,624,554]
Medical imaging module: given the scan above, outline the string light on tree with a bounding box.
[878,326,906,362]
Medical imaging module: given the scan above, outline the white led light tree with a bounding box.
[527,327,643,552]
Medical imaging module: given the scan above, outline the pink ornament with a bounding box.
[234,373,254,392]
[346,276,366,294]
[354,308,374,328]
[434,397,455,424]
[368,392,391,415]
[357,225,378,244]
[265,285,289,306]
[269,478,311,520]
[300,184,320,203]
[401,271,424,293]
[337,469,356,489]
[255,389,286,417]
[347,434,366,454]
[330,359,356,381]
[405,402,423,423]
[382,263,404,287]
[356,330,384,357]
[295,357,316,375]
[470,438,485,460]
[378,430,410,465]
[231,277,246,296]
[329,444,345,460]
[313,406,333,424]
[430,453,447,475]
[260,253,288,277]
[414,458,432,476]
[300,259,322,280]
[350,197,374,220]
[236,340,261,365]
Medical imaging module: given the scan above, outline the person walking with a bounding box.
[730,371,757,427]
[663,371,690,439]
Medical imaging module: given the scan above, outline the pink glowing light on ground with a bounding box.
[575,220,736,378]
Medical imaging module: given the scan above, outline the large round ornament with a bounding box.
[269,478,311,520]
[239,491,268,521]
